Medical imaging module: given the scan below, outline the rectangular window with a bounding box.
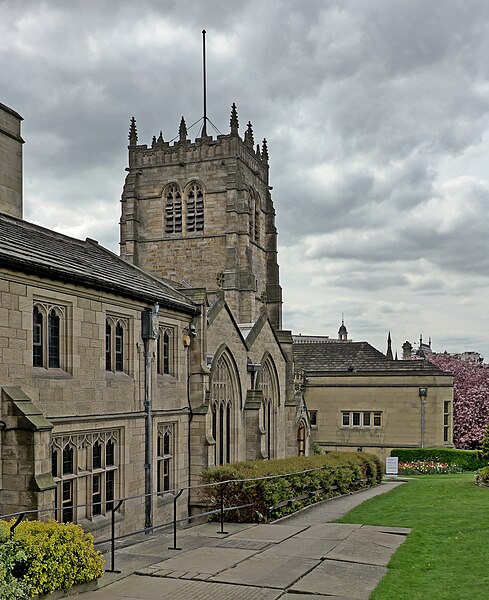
[92,475,102,516]
[341,411,383,428]
[62,481,74,523]
[444,401,451,443]
[309,410,318,427]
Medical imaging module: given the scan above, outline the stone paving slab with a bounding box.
[296,522,361,540]
[290,558,387,599]
[358,524,411,536]
[227,523,307,543]
[179,522,253,538]
[327,528,406,566]
[211,553,319,589]
[146,546,257,577]
[262,536,341,559]
[78,574,282,599]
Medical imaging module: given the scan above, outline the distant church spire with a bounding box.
[386,332,393,360]
[129,117,138,146]
[244,121,254,147]
[338,315,348,341]
[230,103,239,136]
[179,117,188,142]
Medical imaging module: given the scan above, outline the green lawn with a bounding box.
[337,474,489,599]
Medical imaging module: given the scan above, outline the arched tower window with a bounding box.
[257,357,279,460]
[106,318,128,373]
[254,193,261,244]
[164,185,182,233]
[211,353,237,465]
[186,182,204,232]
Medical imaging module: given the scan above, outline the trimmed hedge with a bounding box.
[391,448,485,471]
[0,520,104,598]
[200,452,382,522]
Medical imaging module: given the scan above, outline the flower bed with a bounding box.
[398,460,464,475]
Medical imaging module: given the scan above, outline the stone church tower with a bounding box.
[120,104,283,329]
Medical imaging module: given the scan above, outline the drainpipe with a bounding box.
[142,304,159,532]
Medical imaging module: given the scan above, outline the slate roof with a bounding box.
[0,212,197,314]
[293,340,448,375]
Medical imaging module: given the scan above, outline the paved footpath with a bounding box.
[78,481,407,600]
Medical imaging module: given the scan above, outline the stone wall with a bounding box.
[0,103,23,219]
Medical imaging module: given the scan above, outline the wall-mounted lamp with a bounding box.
[419,387,428,448]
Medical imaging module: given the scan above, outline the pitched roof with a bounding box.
[0,212,197,314]
[293,340,447,374]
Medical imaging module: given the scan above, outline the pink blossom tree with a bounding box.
[426,353,489,449]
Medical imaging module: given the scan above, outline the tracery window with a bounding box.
[257,358,279,460]
[52,430,119,522]
[165,185,182,233]
[32,303,65,369]
[106,317,128,373]
[186,182,204,232]
[211,354,237,466]
[157,424,174,493]
[247,190,261,244]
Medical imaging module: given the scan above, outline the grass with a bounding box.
[336,473,489,599]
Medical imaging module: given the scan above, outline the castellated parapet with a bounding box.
[120,105,283,329]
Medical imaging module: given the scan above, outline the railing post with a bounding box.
[218,483,228,534]
[10,513,25,538]
[106,500,123,573]
[168,489,183,550]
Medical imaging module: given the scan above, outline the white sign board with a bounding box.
[385,456,399,476]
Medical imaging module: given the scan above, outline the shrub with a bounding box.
[0,537,30,600]
[0,520,104,597]
[200,452,382,522]
[475,466,489,487]
[391,448,485,471]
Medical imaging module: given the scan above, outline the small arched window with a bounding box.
[165,185,182,233]
[33,304,63,369]
[186,183,204,232]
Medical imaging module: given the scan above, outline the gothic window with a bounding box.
[32,303,65,369]
[257,358,279,460]
[157,424,174,493]
[211,353,237,466]
[157,327,174,376]
[52,431,119,522]
[186,182,204,232]
[105,317,128,373]
[165,185,182,233]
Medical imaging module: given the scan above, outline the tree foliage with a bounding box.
[426,353,489,449]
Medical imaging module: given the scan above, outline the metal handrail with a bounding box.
[0,464,367,572]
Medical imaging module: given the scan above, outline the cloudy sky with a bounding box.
[3,0,489,359]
